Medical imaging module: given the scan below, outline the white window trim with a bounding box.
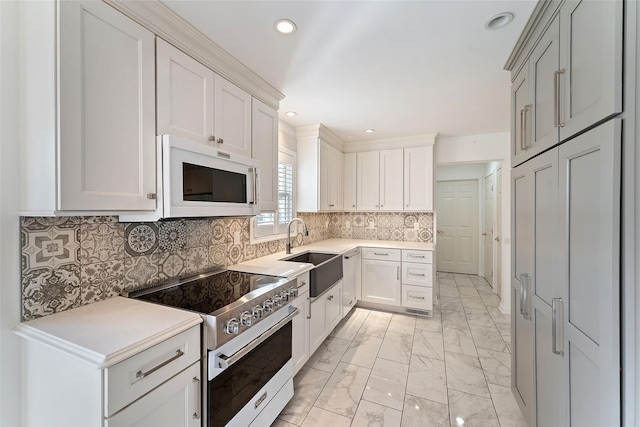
[250,147,297,244]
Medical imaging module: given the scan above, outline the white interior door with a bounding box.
[483,173,495,287]
[436,180,479,274]
[496,168,503,297]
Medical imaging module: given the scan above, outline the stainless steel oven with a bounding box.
[126,269,299,427]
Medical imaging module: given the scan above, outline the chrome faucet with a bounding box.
[286,218,309,254]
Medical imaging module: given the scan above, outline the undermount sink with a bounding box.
[281,251,343,297]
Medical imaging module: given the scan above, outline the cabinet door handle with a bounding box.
[192,377,201,419]
[397,266,400,280]
[307,296,311,319]
[520,108,526,151]
[519,274,525,317]
[409,272,426,277]
[136,349,184,379]
[553,69,565,128]
[523,274,531,320]
[552,298,564,355]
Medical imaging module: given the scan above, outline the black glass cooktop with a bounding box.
[129,269,286,315]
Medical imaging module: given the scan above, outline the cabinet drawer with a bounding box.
[402,262,433,287]
[402,250,432,264]
[296,272,310,296]
[106,325,200,416]
[361,247,401,261]
[402,285,433,310]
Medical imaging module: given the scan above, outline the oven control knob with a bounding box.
[281,290,290,302]
[224,318,239,335]
[289,287,298,298]
[240,311,252,327]
[252,305,264,319]
[273,294,283,307]
[263,299,274,312]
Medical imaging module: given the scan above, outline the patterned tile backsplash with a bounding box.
[20,211,432,320]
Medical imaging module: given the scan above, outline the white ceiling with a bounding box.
[162,0,537,142]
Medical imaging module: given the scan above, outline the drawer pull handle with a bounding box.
[409,273,426,277]
[410,295,425,300]
[136,349,184,379]
[193,377,201,419]
[409,254,425,258]
[374,252,389,256]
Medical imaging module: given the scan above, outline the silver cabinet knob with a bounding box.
[252,305,264,319]
[223,318,239,335]
[289,287,299,298]
[263,299,274,312]
[240,311,252,327]
[281,290,290,302]
[273,295,283,307]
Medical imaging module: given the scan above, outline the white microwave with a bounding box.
[121,135,260,221]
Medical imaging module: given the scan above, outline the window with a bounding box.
[252,149,296,241]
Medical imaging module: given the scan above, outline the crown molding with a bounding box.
[104,0,284,110]
[343,133,438,153]
[294,124,345,151]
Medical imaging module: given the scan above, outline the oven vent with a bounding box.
[405,308,431,317]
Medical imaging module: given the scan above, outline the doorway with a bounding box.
[483,172,495,288]
[436,180,479,274]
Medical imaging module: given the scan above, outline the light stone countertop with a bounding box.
[14,297,202,368]
[229,238,435,278]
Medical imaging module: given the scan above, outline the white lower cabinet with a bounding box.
[309,281,343,354]
[401,285,433,310]
[361,259,401,306]
[106,362,201,427]
[291,273,310,375]
[342,249,360,317]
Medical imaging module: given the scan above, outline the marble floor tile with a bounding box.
[271,418,298,427]
[358,310,393,338]
[487,306,511,324]
[448,389,500,427]
[476,284,496,295]
[443,326,478,357]
[387,313,417,335]
[469,324,508,352]
[445,351,490,398]
[305,336,352,373]
[477,348,511,387]
[439,285,460,298]
[278,366,332,425]
[401,394,450,427]
[315,362,371,418]
[502,334,512,350]
[438,272,454,280]
[300,406,352,427]
[415,314,443,333]
[454,276,474,287]
[378,330,413,364]
[488,383,528,427]
[341,334,384,369]
[406,354,448,405]
[494,321,511,336]
[331,308,371,341]
[458,286,480,297]
[480,293,502,307]
[461,297,487,311]
[470,275,489,286]
[412,329,445,360]
[442,310,470,331]
[439,296,465,312]
[362,358,409,411]
[352,399,402,427]
[464,308,495,327]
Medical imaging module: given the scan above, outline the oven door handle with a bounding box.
[216,306,300,369]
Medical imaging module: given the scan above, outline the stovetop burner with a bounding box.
[126,268,298,350]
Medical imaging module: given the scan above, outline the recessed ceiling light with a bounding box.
[364,129,375,133]
[285,111,297,117]
[274,19,297,34]
[485,12,514,30]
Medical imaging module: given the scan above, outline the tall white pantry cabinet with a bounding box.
[506,0,623,425]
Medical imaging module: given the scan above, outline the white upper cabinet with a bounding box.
[343,153,357,211]
[511,66,532,166]
[252,98,278,211]
[55,0,156,212]
[319,141,344,211]
[404,146,433,211]
[356,151,380,211]
[214,75,252,157]
[157,38,214,144]
[379,149,404,211]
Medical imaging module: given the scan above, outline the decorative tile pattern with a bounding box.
[21,217,80,270]
[185,247,210,274]
[186,219,212,248]
[81,260,124,304]
[158,251,187,280]
[158,220,187,252]
[80,221,124,264]
[22,265,81,321]
[124,223,158,256]
[124,254,158,291]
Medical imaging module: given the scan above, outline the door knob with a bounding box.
[495,236,501,242]
[482,232,487,236]
[436,230,444,234]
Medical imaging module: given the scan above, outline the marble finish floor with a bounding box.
[272,272,527,427]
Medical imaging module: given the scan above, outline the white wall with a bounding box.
[0,0,23,425]
[436,132,511,314]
